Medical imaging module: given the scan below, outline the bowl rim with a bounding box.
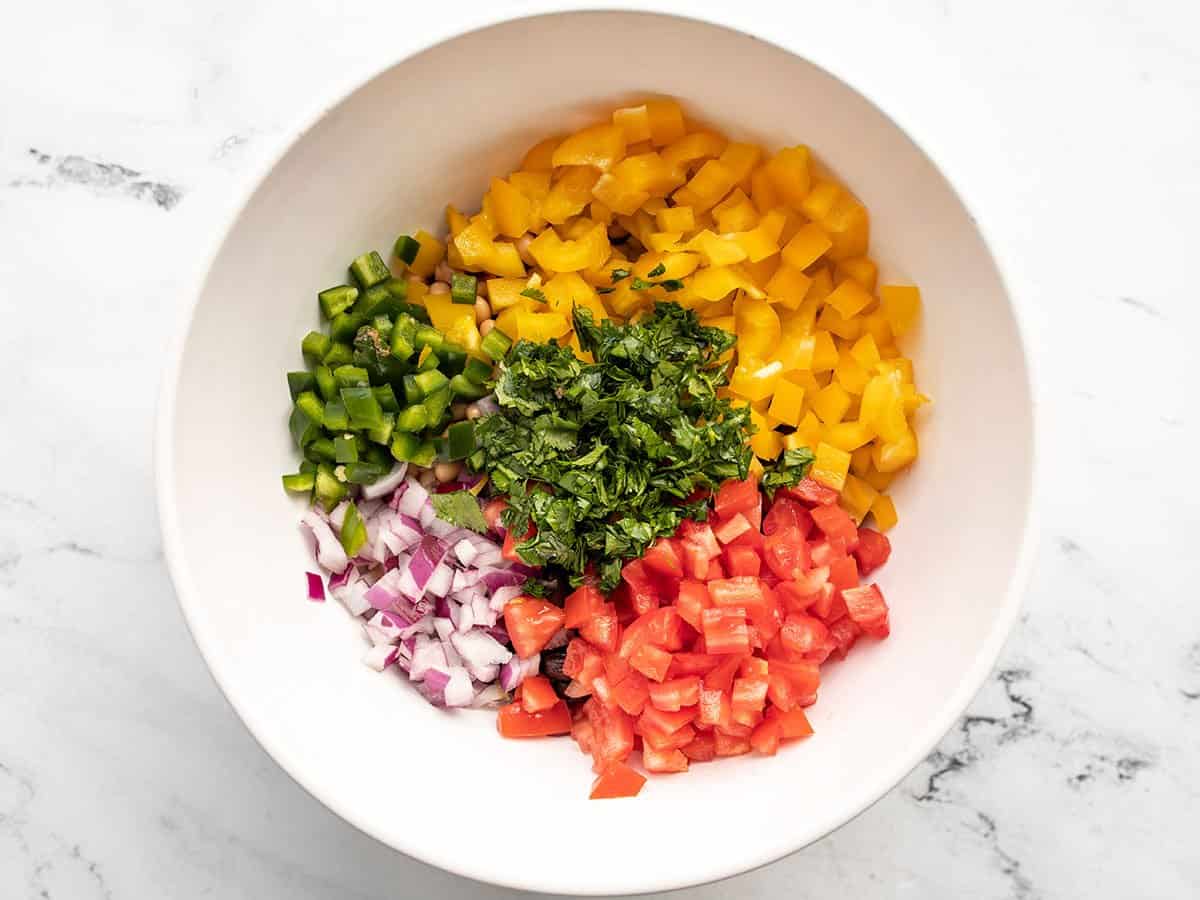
[155,5,1042,895]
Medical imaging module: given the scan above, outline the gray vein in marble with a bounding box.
[45,541,101,558]
[11,149,183,210]
[1118,295,1163,319]
[972,812,1037,900]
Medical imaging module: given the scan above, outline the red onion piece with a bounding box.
[362,462,408,500]
[306,572,326,602]
[397,479,429,518]
[300,511,349,574]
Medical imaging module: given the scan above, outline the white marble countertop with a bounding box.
[2,0,1197,897]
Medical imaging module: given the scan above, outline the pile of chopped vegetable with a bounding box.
[282,94,930,799]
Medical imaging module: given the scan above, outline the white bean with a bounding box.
[430,281,450,295]
[434,461,462,483]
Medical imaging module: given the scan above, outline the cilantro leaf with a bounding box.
[646,262,666,278]
[429,491,489,533]
[520,287,547,304]
[760,446,817,497]
[610,268,631,283]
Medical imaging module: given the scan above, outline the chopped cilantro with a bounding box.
[429,490,489,533]
[520,287,547,304]
[760,447,817,497]
[646,262,666,278]
[610,268,631,283]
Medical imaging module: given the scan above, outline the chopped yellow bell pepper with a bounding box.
[811,442,851,491]
[645,99,687,146]
[811,382,851,425]
[810,330,839,372]
[530,222,610,273]
[781,223,832,270]
[765,265,812,310]
[872,427,918,473]
[647,231,684,252]
[870,494,899,531]
[764,146,811,208]
[863,467,895,493]
[823,421,875,452]
[807,266,834,303]
[424,290,476,335]
[714,189,758,233]
[786,412,823,453]
[675,159,738,212]
[816,304,862,341]
[487,177,533,238]
[839,474,879,524]
[729,360,783,402]
[445,204,470,237]
[552,123,627,171]
[656,205,694,232]
[859,371,908,443]
[516,309,572,342]
[542,167,601,224]
[541,272,598,316]
[406,229,445,279]
[834,350,870,395]
[632,251,700,281]
[836,257,878,290]
[484,241,527,278]
[850,445,873,477]
[660,131,727,171]
[824,194,870,261]
[880,284,921,337]
[591,172,649,216]
[612,153,685,196]
[686,230,747,267]
[767,379,805,427]
[691,265,745,301]
[612,104,652,143]
[720,142,763,189]
[733,295,781,362]
[521,136,562,172]
[749,163,778,214]
[850,334,881,371]
[750,427,784,460]
[825,277,874,320]
[731,209,786,263]
[861,312,893,348]
[487,277,529,311]
[800,180,841,221]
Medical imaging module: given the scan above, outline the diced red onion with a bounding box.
[397,479,429,518]
[471,683,507,707]
[328,567,353,592]
[398,535,446,599]
[470,593,492,628]
[453,539,479,567]
[426,516,458,538]
[489,584,523,612]
[498,652,539,692]
[450,629,512,669]
[442,638,464,668]
[425,561,454,598]
[451,568,481,594]
[417,667,450,705]
[362,644,400,671]
[329,501,350,532]
[336,579,372,617]
[388,481,408,510]
[410,634,447,681]
[466,662,498,683]
[443,667,475,707]
[480,568,525,592]
[306,572,325,602]
[398,614,434,640]
[433,617,455,644]
[389,514,423,550]
[300,511,349,573]
[473,549,504,568]
[457,602,475,632]
[418,502,436,528]
[362,462,408,500]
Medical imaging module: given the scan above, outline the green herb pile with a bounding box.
[473,303,752,590]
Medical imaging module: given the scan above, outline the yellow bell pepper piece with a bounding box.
[406,229,445,279]
[542,167,601,224]
[870,494,899,531]
[859,371,908,443]
[424,290,476,335]
[660,131,728,171]
[785,412,822,453]
[675,159,738,212]
[487,177,533,238]
[767,380,805,427]
[872,427,918,473]
[811,382,851,425]
[816,304,862,341]
[453,219,496,269]
[750,427,784,461]
[850,445,873,477]
[691,266,747,302]
[445,316,482,354]
[880,284,921,337]
[807,266,834,303]
[521,136,562,172]
[645,99,688,146]
[612,153,685,196]
[686,230,747,267]
[839,474,879,524]
[530,223,611,273]
[875,357,914,383]
[655,206,694,233]
[834,350,870,395]
[612,104,652,143]
[494,306,521,340]
[764,146,811,208]
[552,123,627,171]
[765,265,813,311]
[800,180,842,221]
[863,467,895,493]
[720,142,763,189]
[824,194,870,261]
[825,277,874,320]
[734,294,781,362]
[836,257,878,291]
[811,442,851,491]
[861,312,893,348]
[850,334,881,371]
[729,360,783,402]
[810,330,839,372]
[716,194,759,234]
[731,209,786,263]
[703,313,736,334]
[633,251,700,281]
[749,163,778,214]
[591,172,649,216]
[823,421,875,452]
[605,281,645,318]
[903,384,931,415]
[781,223,832,270]
[539,272,593,315]
[445,204,470,238]
[516,309,572,342]
[648,231,684,252]
[487,277,529,311]
[486,241,527,278]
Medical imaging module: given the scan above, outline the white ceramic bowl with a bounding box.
[157,10,1036,895]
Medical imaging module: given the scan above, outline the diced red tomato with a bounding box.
[715,476,760,519]
[642,745,689,773]
[675,580,711,629]
[520,675,559,713]
[621,558,663,615]
[707,577,766,611]
[483,498,508,534]
[750,718,782,755]
[571,716,594,754]
[713,513,752,545]
[611,670,650,716]
[713,730,752,756]
[604,652,631,684]
[743,499,763,532]
[589,762,646,799]
[668,652,720,676]
[643,537,684,578]
[639,702,698,736]
[766,672,798,710]
[779,614,831,658]
[579,603,620,652]
[504,599,565,659]
[563,638,605,688]
[828,616,862,657]
[810,504,859,548]
[591,674,614,706]
[678,519,721,561]
[723,544,762,577]
[723,526,764,551]
[739,655,769,678]
[783,477,839,506]
[854,527,891,575]
[704,558,726,580]
[638,720,696,752]
[648,676,702,712]
[768,705,814,739]
[763,497,813,537]
[842,583,890,637]
[769,659,821,704]
[630,643,673,682]
[564,585,605,629]
[828,555,859,593]
[586,698,636,770]
[763,526,811,580]
[703,655,742,692]
[497,700,573,737]
[501,521,536,563]
[681,731,717,762]
[809,582,838,620]
[730,675,769,725]
[700,607,751,655]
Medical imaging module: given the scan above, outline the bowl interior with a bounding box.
[160,11,1034,895]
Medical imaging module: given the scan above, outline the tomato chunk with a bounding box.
[700,607,751,655]
[504,598,566,659]
[630,642,673,682]
[723,544,762,577]
[579,603,620,652]
[854,527,891,575]
[675,580,711,628]
[750,718,782,755]
[497,700,572,737]
[681,731,717,762]
[763,526,811,580]
[642,745,689,773]
[713,513,753,545]
[643,537,684,579]
[842,583,890,637]
[648,676,702,712]
[783,477,839,506]
[810,504,859,548]
[501,521,536,563]
[586,699,636,769]
[763,497,813,537]
[590,762,646,799]
[564,585,605,629]
[715,476,760,518]
[769,705,814,739]
[611,670,650,716]
[520,675,559,713]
